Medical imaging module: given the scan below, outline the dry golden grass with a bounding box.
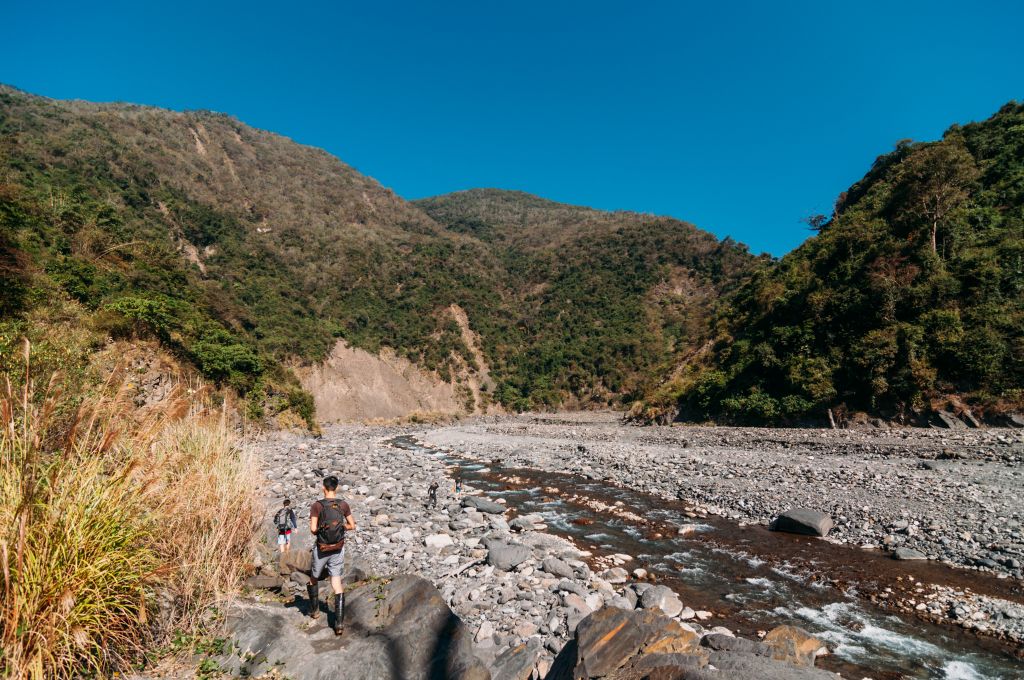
[0,341,260,679]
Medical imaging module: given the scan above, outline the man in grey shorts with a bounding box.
[308,476,356,635]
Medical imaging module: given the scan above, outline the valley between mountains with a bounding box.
[3,85,1021,428]
[3,85,1024,680]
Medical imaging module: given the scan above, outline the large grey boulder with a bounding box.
[220,575,489,680]
[933,410,968,429]
[542,557,575,579]
[485,540,532,571]
[770,508,834,537]
[462,495,506,514]
[639,585,684,618]
[700,633,770,656]
[703,651,836,679]
[244,574,284,590]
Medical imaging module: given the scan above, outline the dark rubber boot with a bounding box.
[333,593,345,635]
[307,582,319,619]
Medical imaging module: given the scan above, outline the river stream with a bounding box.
[389,436,1024,680]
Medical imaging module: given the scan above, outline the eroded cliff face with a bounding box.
[297,339,495,422]
[297,305,500,423]
[295,341,461,422]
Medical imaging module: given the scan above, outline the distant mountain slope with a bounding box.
[634,102,1024,425]
[416,188,636,247]
[416,189,760,407]
[0,86,757,416]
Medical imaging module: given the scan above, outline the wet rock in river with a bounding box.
[761,625,828,667]
[770,508,834,537]
[892,546,927,560]
[462,495,506,514]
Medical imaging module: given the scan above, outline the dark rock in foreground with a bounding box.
[770,508,834,537]
[221,574,489,680]
[490,638,542,680]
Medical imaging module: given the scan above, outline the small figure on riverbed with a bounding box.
[427,480,439,508]
[453,474,463,494]
[273,499,297,554]
[308,476,356,636]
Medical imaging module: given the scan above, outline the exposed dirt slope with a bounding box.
[296,341,468,422]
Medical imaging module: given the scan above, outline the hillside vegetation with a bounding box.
[635,102,1024,425]
[4,85,1020,424]
[416,189,759,407]
[0,86,756,414]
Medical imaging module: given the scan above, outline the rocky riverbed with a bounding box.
[245,415,1024,678]
[424,413,1024,581]
[251,424,846,679]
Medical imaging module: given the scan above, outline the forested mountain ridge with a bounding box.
[0,85,757,417]
[5,84,1018,425]
[0,84,517,423]
[633,101,1024,425]
[416,189,761,407]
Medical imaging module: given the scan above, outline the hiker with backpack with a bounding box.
[427,480,439,508]
[308,475,356,635]
[274,499,297,553]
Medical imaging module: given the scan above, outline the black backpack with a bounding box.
[316,499,347,550]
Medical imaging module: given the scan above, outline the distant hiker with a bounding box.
[273,499,297,554]
[308,476,356,635]
[454,474,463,494]
[428,480,439,508]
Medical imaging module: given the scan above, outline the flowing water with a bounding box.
[389,436,1024,680]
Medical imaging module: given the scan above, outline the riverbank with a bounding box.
[424,413,1024,580]
[253,416,1024,678]
[259,425,630,676]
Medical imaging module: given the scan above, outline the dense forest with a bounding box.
[633,102,1024,425]
[3,85,1021,424]
[416,190,759,407]
[0,85,755,417]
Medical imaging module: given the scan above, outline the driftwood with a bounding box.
[445,557,485,578]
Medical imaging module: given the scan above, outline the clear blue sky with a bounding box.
[4,1,1022,255]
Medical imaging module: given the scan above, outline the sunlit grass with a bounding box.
[0,341,260,679]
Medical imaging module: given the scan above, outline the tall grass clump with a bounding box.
[0,341,260,679]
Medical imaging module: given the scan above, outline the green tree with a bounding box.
[893,140,979,256]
